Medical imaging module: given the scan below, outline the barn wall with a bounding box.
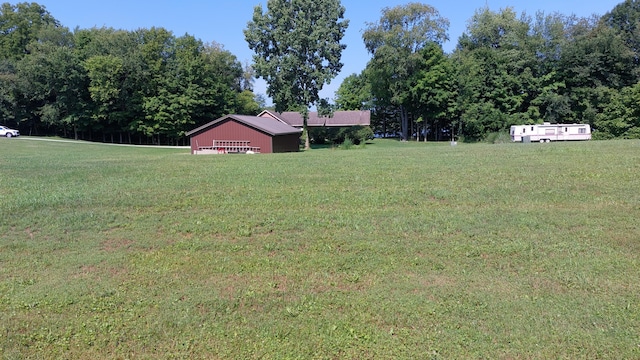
[272,133,301,153]
[190,119,273,153]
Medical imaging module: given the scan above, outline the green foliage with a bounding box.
[0,2,59,60]
[16,30,87,137]
[363,3,449,140]
[3,1,640,143]
[84,55,123,105]
[352,125,374,144]
[455,7,538,138]
[602,0,640,76]
[339,136,353,149]
[410,43,457,141]
[447,5,640,140]
[595,82,640,138]
[244,0,349,149]
[309,125,373,145]
[347,2,640,141]
[235,90,261,116]
[0,13,251,144]
[484,131,511,144]
[0,60,20,127]
[335,72,372,111]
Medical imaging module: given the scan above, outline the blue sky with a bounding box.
[44,0,622,103]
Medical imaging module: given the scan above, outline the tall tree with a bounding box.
[454,7,539,139]
[244,0,349,149]
[526,12,572,123]
[0,2,59,59]
[76,27,145,142]
[595,82,640,138]
[0,2,63,131]
[0,59,22,127]
[335,72,372,111]
[16,24,86,137]
[201,42,243,120]
[557,15,636,128]
[410,43,456,141]
[83,54,124,138]
[363,2,449,140]
[602,0,640,76]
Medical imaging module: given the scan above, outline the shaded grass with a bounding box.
[1,137,639,358]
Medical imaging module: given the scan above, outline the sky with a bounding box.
[44,0,623,104]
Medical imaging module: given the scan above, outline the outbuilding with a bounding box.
[186,114,302,154]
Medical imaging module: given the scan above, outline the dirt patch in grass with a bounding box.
[100,238,134,252]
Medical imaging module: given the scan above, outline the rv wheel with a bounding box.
[545,139,550,143]
[540,139,544,143]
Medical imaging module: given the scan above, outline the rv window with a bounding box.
[531,126,534,131]
[564,127,568,132]
[579,128,586,134]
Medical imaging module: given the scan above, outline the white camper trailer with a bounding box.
[510,123,591,142]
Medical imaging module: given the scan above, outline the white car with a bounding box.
[0,125,19,137]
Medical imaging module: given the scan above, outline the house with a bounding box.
[258,110,371,128]
[186,114,302,154]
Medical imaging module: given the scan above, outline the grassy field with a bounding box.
[0,137,638,359]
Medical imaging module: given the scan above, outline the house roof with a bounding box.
[186,114,302,137]
[258,110,371,127]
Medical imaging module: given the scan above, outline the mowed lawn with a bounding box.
[0,137,638,359]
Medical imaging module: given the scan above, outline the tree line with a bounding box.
[0,2,262,144]
[336,1,640,141]
[1,1,639,144]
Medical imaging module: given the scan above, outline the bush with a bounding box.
[485,131,511,144]
[352,126,374,144]
[309,126,374,145]
[591,130,614,140]
[309,127,329,144]
[340,137,354,149]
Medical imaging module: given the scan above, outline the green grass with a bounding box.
[1,137,639,359]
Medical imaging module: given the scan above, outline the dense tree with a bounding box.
[363,2,449,140]
[524,13,572,123]
[244,0,349,149]
[454,7,538,139]
[0,3,260,144]
[556,15,637,127]
[0,2,59,59]
[602,0,640,74]
[84,55,125,137]
[410,43,456,141]
[200,42,243,119]
[235,90,261,115]
[334,72,371,111]
[16,25,86,137]
[76,28,140,142]
[560,16,635,91]
[0,59,21,127]
[4,1,640,143]
[1,2,66,131]
[595,82,640,138]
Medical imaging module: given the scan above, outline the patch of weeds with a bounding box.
[340,137,354,149]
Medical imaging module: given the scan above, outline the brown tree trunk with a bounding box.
[400,106,409,141]
[304,114,310,150]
